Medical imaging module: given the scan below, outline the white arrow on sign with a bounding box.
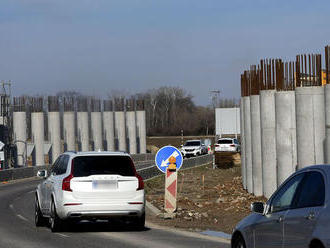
[161,150,180,167]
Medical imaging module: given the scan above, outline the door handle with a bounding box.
[277,216,284,223]
[306,212,315,220]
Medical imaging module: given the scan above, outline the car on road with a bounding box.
[180,140,208,158]
[214,138,240,153]
[231,164,330,248]
[35,151,145,232]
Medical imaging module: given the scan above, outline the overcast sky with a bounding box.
[0,0,329,105]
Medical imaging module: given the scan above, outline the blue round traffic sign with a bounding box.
[155,146,183,173]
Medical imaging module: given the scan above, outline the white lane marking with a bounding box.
[56,233,69,238]
[137,165,155,171]
[16,214,28,222]
[27,190,35,194]
[9,204,14,210]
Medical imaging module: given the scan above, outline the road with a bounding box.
[0,179,230,248]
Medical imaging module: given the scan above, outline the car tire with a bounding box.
[50,199,62,232]
[232,234,246,248]
[35,195,47,227]
[132,213,145,230]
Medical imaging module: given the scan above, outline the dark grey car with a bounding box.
[232,165,330,248]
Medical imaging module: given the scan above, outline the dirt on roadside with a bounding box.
[145,163,266,234]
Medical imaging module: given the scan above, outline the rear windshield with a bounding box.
[184,141,201,146]
[73,156,136,177]
[218,139,233,144]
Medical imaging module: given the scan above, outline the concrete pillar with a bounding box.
[240,98,246,189]
[136,110,146,154]
[48,112,61,163]
[250,95,263,196]
[126,111,137,154]
[31,112,44,166]
[260,90,277,198]
[296,86,325,168]
[243,96,253,193]
[103,111,115,151]
[63,111,75,151]
[275,91,297,186]
[91,111,103,151]
[115,111,126,151]
[77,112,89,151]
[325,84,330,163]
[13,112,27,166]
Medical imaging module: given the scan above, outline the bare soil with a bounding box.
[145,162,266,234]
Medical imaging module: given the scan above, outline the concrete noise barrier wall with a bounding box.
[260,90,277,198]
[31,112,45,166]
[115,111,126,151]
[243,96,253,193]
[77,112,89,151]
[48,112,61,163]
[13,112,27,166]
[296,86,325,168]
[250,95,263,196]
[91,112,103,151]
[240,98,246,189]
[136,111,147,154]
[103,111,115,151]
[126,111,137,154]
[275,91,297,186]
[63,112,75,151]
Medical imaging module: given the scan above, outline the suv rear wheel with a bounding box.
[50,199,62,232]
[132,213,145,230]
[35,195,47,227]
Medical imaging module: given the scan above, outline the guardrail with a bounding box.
[0,154,213,182]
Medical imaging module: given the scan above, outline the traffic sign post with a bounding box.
[155,146,183,217]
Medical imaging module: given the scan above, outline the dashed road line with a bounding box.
[56,233,70,238]
[16,214,29,222]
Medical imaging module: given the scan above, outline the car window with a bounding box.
[184,141,201,146]
[294,171,325,208]
[50,156,62,175]
[270,173,305,213]
[73,156,136,177]
[234,139,239,144]
[218,139,233,144]
[57,155,69,175]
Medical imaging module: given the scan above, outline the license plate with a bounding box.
[92,180,117,190]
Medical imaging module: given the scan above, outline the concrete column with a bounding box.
[126,111,137,154]
[48,112,61,163]
[77,112,89,151]
[325,84,330,163]
[275,91,297,186]
[250,95,263,196]
[136,110,146,154]
[115,111,126,151]
[91,111,103,151]
[103,111,115,151]
[296,86,325,168]
[63,112,75,151]
[13,112,27,166]
[31,112,44,166]
[240,98,246,189]
[260,90,277,198]
[243,96,253,193]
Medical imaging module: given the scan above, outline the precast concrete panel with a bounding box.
[103,111,115,151]
[240,98,246,189]
[48,112,61,163]
[260,90,277,198]
[13,112,27,166]
[115,111,126,151]
[31,112,44,166]
[63,112,75,151]
[136,111,146,154]
[126,111,137,154]
[91,112,103,151]
[325,85,330,163]
[275,91,297,186]
[296,86,325,168]
[250,95,263,196]
[77,112,89,151]
[243,97,253,193]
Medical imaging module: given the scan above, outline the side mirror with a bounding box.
[251,202,265,214]
[37,170,47,179]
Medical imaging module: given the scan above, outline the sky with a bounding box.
[0,0,329,105]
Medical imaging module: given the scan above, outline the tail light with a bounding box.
[215,144,220,147]
[230,144,236,147]
[136,174,144,191]
[62,159,74,192]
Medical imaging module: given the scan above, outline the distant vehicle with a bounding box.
[214,138,240,153]
[180,140,207,158]
[35,151,145,232]
[232,164,329,248]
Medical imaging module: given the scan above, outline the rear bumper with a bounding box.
[215,147,236,152]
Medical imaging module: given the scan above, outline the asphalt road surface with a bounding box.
[0,178,230,248]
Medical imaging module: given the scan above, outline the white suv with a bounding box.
[180,140,207,158]
[214,138,240,152]
[35,151,145,232]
